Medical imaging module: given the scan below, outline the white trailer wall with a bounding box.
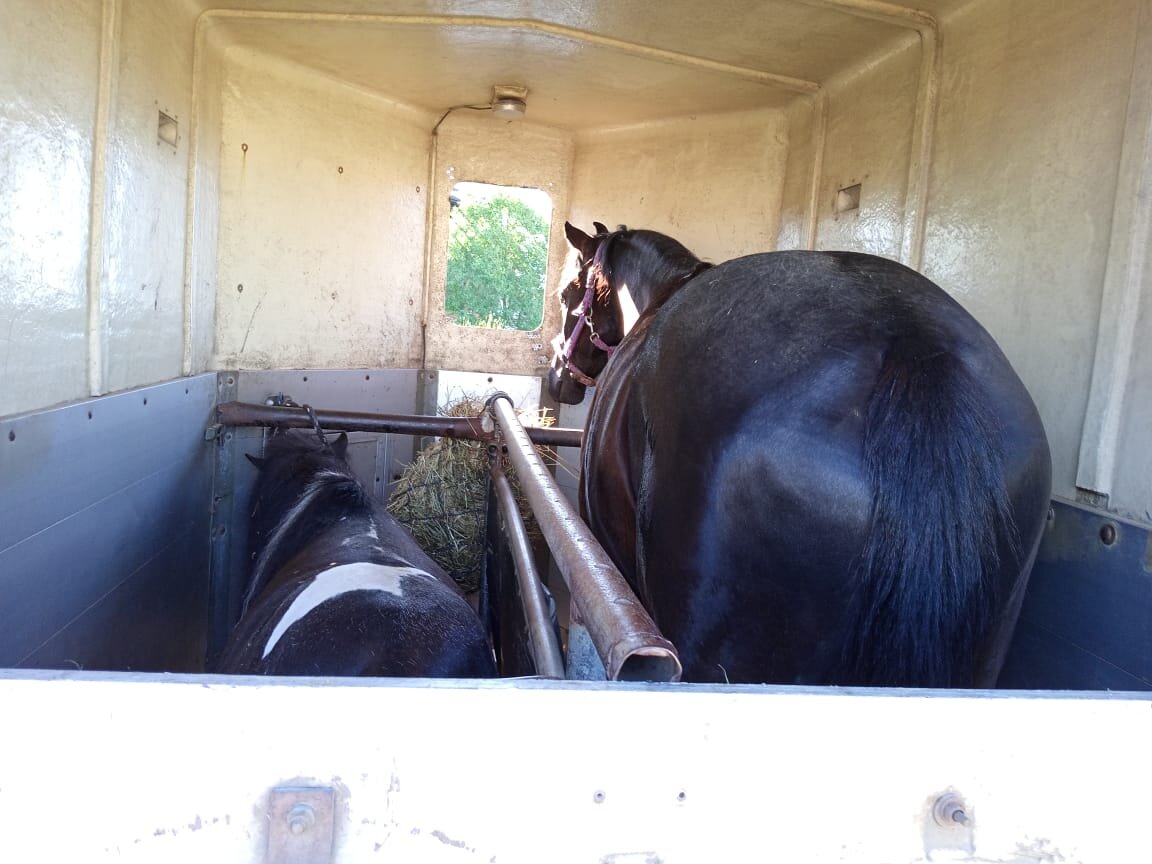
[211,45,432,370]
[569,108,790,264]
[0,0,199,419]
[778,0,1151,521]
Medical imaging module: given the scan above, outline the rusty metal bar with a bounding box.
[216,401,583,448]
[489,461,566,680]
[486,394,682,682]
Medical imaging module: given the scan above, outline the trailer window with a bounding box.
[445,182,551,331]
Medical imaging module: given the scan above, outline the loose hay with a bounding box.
[386,395,556,593]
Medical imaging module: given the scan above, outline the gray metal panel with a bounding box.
[18,524,209,672]
[235,368,420,413]
[999,500,1152,690]
[0,375,217,552]
[0,375,216,671]
[235,367,424,491]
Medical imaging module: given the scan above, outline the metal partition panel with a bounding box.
[999,499,1152,690]
[0,375,218,671]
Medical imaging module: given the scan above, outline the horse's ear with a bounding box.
[331,431,349,459]
[565,221,595,256]
[593,221,609,235]
[246,453,267,470]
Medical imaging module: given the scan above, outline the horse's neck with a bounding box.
[244,474,366,611]
[616,261,705,332]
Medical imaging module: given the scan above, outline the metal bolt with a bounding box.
[1100,523,1118,546]
[287,803,315,835]
[932,792,969,828]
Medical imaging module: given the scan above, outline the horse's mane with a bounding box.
[596,228,712,313]
[243,431,372,613]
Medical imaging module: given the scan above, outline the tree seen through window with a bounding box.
[445,182,552,331]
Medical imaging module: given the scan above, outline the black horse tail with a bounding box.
[843,334,1020,687]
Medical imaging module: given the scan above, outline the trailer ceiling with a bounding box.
[194,0,971,129]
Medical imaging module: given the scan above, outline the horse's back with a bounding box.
[587,249,1050,686]
[218,561,495,677]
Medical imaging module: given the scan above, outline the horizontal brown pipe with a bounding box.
[216,401,583,449]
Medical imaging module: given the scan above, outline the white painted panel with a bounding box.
[923,0,1142,507]
[570,108,790,264]
[0,0,100,417]
[213,48,432,370]
[185,18,227,375]
[1,673,1148,863]
[100,0,198,394]
[814,38,920,260]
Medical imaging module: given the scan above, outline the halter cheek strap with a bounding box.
[557,272,617,387]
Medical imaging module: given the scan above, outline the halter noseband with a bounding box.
[555,259,617,387]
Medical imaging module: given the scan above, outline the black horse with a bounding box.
[215,430,496,678]
[549,223,1051,687]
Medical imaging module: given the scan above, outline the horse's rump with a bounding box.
[582,249,1051,686]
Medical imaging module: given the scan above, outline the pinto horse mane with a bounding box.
[243,430,371,614]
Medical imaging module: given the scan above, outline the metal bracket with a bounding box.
[203,423,222,442]
[265,785,337,864]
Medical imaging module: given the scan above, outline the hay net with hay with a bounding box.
[386,394,559,594]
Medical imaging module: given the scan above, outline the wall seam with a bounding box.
[86,0,122,396]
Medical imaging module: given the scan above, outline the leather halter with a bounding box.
[555,264,617,387]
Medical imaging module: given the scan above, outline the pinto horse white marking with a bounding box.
[218,430,496,678]
[262,562,432,658]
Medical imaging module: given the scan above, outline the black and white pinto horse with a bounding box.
[215,430,496,677]
[549,223,1051,688]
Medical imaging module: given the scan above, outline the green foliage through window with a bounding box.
[445,183,551,331]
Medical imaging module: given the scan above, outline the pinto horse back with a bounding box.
[581,250,1051,687]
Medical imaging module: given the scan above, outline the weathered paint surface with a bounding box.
[570,108,790,264]
[422,112,574,376]
[1,673,1149,862]
[213,47,432,370]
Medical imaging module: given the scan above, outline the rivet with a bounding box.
[1100,523,1118,546]
[241,143,248,153]
[593,790,605,804]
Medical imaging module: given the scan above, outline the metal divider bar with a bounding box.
[489,459,566,679]
[486,394,682,682]
[216,401,582,448]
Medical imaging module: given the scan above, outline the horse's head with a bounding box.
[546,221,626,405]
[245,430,354,558]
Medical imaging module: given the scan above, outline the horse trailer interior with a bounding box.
[2,0,1151,860]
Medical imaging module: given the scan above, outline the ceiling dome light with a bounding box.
[492,95,527,120]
